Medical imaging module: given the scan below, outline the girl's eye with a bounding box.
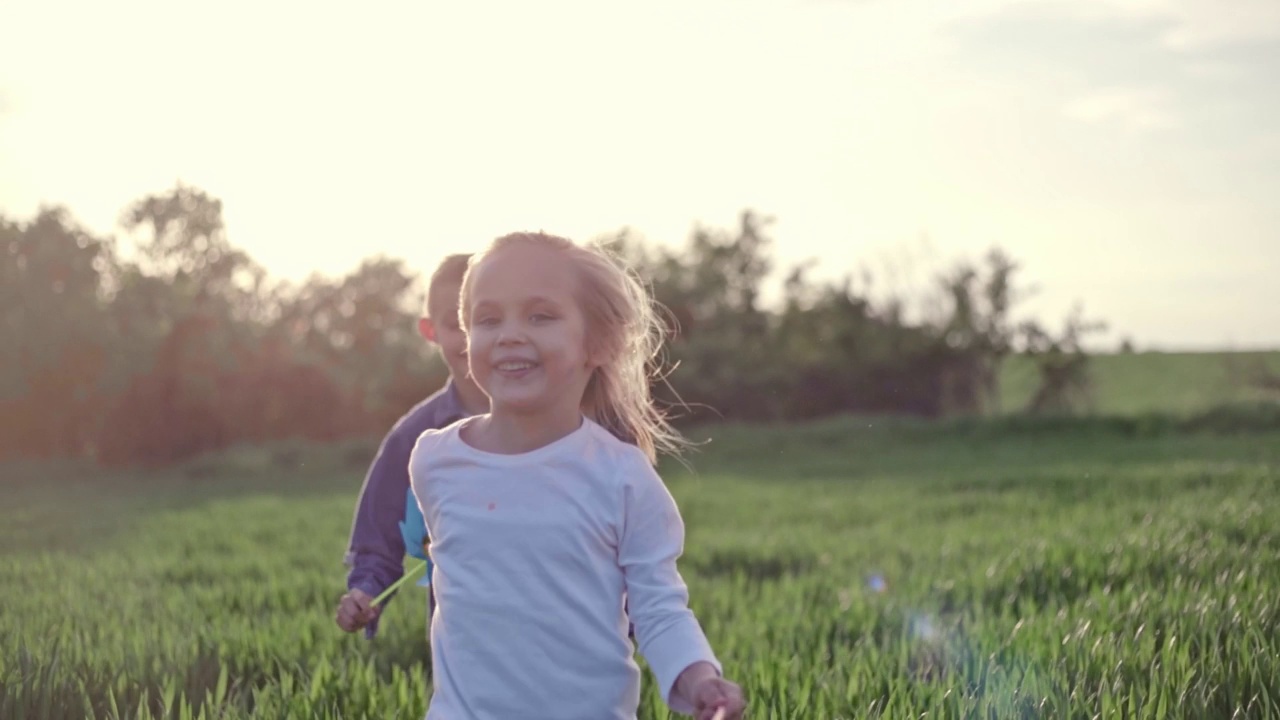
[476,316,499,327]
[531,313,555,323]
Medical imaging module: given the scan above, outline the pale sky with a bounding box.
[2,0,1277,350]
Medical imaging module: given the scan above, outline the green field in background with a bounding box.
[998,350,1280,416]
[3,412,1278,718]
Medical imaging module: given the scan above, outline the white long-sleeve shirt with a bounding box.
[408,415,721,720]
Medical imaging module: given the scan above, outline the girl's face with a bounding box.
[464,243,595,420]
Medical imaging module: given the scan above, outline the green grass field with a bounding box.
[998,350,1280,416]
[2,410,1278,719]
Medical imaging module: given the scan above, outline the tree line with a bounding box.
[1,184,1103,465]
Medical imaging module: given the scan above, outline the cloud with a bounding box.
[946,1,1280,138]
[948,3,1176,81]
[1062,87,1178,130]
[1126,0,1280,50]
[950,0,1280,51]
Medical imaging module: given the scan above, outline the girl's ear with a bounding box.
[585,337,610,369]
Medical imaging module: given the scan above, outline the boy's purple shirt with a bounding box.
[343,378,469,638]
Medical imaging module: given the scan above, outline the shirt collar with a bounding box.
[439,377,470,424]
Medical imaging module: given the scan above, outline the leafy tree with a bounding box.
[1,184,1112,466]
[0,208,115,457]
[1020,305,1108,415]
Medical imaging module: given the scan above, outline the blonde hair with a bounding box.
[460,232,686,464]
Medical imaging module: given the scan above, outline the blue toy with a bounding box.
[397,485,432,587]
[373,487,432,607]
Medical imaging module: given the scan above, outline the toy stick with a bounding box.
[372,559,428,607]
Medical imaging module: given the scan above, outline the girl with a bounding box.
[409,233,746,720]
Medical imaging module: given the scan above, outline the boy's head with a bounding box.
[419,253,473,384]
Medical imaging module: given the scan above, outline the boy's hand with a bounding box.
[335,588,381,632]
[677,662,746,720]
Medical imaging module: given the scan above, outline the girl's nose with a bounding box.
[496,324,526,345]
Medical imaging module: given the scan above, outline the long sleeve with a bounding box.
[617,458,721,715]
[344,430,411,638]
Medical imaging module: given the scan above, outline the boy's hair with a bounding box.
[423,253,473,319]
[460,232,686,464]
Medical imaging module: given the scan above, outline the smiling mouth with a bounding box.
[496,361,537,371]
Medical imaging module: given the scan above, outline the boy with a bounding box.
[336,253,489,638]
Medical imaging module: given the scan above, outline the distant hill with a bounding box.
[998,350,1280,416]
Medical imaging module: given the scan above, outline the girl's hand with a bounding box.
[690,676,746,720]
